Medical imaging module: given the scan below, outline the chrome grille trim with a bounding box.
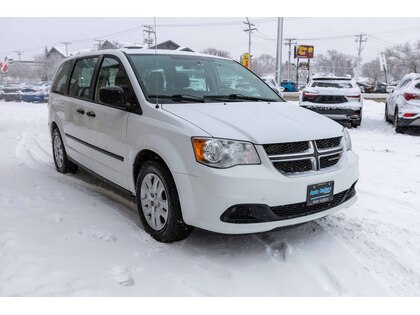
[264,138,344,176]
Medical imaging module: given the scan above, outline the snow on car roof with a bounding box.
[401,73,420,81]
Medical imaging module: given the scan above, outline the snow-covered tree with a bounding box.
[200,47,231,58]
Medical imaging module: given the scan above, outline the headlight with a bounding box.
[192,138,260,168]
[343,128,352,151]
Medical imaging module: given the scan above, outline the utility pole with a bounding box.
[60,42,71,57]
[13,51,23,83]
[275,17,284,85]
[355,33,367,79]
[142,25,157,49]
[142,25,155,48]
[94,39,103,50]
[284,38,297,80]
[243,17,257,69]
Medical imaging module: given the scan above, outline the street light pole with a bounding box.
[284,38,297,81]
[275,17,284,85]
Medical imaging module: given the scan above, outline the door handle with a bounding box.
[76,108,85,115]
[86,111,96,118]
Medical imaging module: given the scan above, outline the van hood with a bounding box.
[162,101,343,144]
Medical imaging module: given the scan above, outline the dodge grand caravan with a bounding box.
[48,49,359,242]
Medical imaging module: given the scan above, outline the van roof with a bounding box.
[63,48,232,61]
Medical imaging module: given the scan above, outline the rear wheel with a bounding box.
[384,103,392,123]
[394,108,404,134]
[52,128,78,173]
[136,160,192,243]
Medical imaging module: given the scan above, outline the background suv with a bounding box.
[299,75,363,128]
[385,73,420,133]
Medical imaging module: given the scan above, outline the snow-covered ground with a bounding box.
[0,100,419,296]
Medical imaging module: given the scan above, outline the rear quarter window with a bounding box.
[51,60,73,94]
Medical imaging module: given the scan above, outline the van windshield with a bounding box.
[128,54,283,103]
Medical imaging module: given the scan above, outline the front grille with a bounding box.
[264,137,344,175]
[263,141,309,155]
[271,184,356,220]
[273,159,313,173]
[307,95,347,104]
[320,153,341,169]
[316,137,342,150]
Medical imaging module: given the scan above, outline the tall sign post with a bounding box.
[379,52,388,84]
[295,45,314,85]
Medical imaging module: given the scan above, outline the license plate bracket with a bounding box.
[306,181,334,206]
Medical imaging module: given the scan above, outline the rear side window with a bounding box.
[415,82,420,89]
[51,61,72,94]
[68,57,99,100]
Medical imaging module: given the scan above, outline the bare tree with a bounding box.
[200,47,231,58]
[313,50,356,77]
[361,57,384,82]
[384,41,420,80]
[252,54,276,77]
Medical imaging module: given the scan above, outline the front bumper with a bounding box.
[174,147,359,234]
[3,94,21,102]
[21,94,46,102]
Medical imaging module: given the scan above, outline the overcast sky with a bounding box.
[1,17,420,63]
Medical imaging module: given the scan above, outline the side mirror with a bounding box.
[99,86,125,108]
[386,86,394,93]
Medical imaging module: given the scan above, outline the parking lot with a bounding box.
[0,99,419,296]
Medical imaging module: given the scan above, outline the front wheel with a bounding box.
[136,160,192,243]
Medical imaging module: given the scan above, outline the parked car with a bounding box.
[299,75,363,128]
[48,49,359,242]
[280,80,298,92]
[385,73,420,133]
[0,84,5,100]
[373,81,388,94]
[20,82,51,102]
[2,83,23,102]
[356,82,374,93]
[261,76,285,96]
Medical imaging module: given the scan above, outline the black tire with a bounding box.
[52,128,78,173]
[384,103,392,123]
[394,108,404,134]
[136,160,192,243]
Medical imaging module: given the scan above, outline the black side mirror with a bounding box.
[99,86,125,108]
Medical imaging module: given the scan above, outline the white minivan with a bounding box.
[48,49,359,242]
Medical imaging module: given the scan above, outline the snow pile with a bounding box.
[0,100,419,296]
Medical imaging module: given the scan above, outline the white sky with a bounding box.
[1,17,420,63]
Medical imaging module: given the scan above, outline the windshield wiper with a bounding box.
[204,94,277,102]
[148,94,205,103]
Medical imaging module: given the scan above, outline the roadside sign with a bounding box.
[240,53,251,69]
[0,57,9,73]
[295,45,314,59]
